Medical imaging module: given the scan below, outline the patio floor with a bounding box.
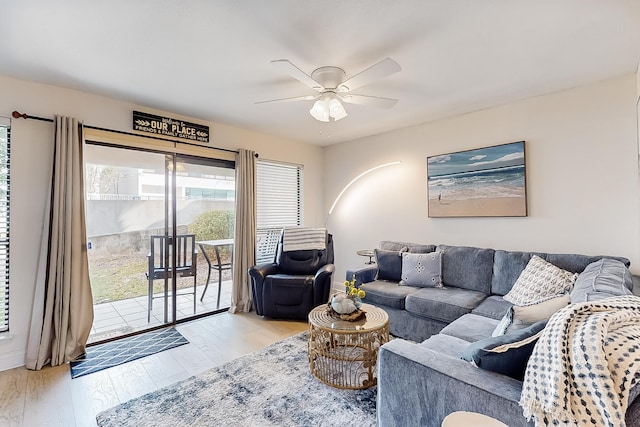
[89,279,232,343]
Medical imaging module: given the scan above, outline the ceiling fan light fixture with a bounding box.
[309,99,330,122]
[328,98,347,121]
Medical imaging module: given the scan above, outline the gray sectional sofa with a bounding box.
[347,241,640,427]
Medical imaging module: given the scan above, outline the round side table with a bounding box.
[441,411,508,427]
[356,249,375,264]
[308,303,389,389]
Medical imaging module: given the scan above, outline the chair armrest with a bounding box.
[248,262,279,316]
[378,339,530,427]
[346,265,378,286]
[313,263,335,306]
[248,262,279,280]
[314,263,335,281]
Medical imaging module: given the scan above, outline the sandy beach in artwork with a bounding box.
[428,196,527,217]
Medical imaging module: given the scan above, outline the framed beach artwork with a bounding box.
[427,141,527,217]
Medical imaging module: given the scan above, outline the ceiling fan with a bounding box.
[256,57,401,122]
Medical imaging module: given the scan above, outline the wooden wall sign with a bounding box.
[133,111,209,142]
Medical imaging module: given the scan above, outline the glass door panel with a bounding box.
[174,155,235,321]
[85,144,171,342]
[85,145,235,343]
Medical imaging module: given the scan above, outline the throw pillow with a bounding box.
[504,255,578,306]
[571,258,633,303]
[461,320,547,381]
[375,248,406,282]
[400,251,442,287]
[492,294,571,336]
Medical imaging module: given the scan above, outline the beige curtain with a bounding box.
[25,116,94,370]
[230,149,256,313]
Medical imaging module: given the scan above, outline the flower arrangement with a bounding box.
[330,275,367,316]
[344,275,366,299]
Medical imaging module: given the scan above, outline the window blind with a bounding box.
[0,119,10,333]
[256,160,303,228]
[255,160,303,263]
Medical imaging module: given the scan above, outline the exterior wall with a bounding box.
[0,74,324,371]
[324,75,640,287]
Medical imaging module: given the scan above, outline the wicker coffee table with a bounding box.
[308,303,389,389]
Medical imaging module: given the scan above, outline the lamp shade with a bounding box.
[328,98,347,121]
[309,100,330,122]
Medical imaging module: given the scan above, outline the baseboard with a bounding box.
[0,349,25,372]
[331,281,344,293]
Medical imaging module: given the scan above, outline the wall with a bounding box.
[0,74,324,371]
[324,74,640,286]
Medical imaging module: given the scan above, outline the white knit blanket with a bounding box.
[282,227,326,252]
[520,295,640,426]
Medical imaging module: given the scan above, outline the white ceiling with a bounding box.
[1,1,639,146]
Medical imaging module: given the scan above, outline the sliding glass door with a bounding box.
[84,144,235,343]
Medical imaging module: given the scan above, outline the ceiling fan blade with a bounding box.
[255,95,318,105]
[340,94,398,109]
[271,59,324,91]
[337,57,401,92]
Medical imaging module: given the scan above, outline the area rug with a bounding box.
[70,327,189,379]
[96,332,377,426]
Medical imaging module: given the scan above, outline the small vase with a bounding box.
[330,293,362,314]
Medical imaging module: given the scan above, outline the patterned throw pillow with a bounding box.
[400,251,442,287]
[504,255,578,306]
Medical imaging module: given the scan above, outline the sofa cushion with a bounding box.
[360,280,419,310]
[504,255,577,306]
[375,249,405,281]
[544,253,630,273]
[471,296,512,320]
[491,250,546,296]
[400,251,442,287]
[491,251,631,296]
[380,241,436,254]
[440,313,500,343]
[571,258,633,303]
[493,294,571,336]
[461,320,547,381]
[420,333,471,358]
[437,245,495,294]
[405,286,487,324]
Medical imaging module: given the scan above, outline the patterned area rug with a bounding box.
[96,332,377,427]
[70,327,189,379]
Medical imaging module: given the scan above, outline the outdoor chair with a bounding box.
[249,229,334,320]
[147,234,198,322]
[198,240,233,308]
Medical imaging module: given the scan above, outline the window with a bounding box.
[0,118,9,333]
[256,160,303,263]
[256,160,303,228]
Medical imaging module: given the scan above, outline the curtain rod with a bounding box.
[11,110,243,155]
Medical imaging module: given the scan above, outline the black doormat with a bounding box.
[70,327,189,379]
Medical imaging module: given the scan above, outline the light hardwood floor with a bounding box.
[0,311,308,427]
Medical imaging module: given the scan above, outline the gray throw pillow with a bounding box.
[400,251,442,287]
[571,258,633,303]
[375,248,405,282]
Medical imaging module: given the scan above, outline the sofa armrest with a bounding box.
[345,265,378,286]
[377,339,532,427]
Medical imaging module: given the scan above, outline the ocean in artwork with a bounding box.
[428,164,525,201]
[427,141,526,217]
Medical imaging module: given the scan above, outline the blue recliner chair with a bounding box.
[249,232,334,320]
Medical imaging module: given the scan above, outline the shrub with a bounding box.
[188,210,234,241]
